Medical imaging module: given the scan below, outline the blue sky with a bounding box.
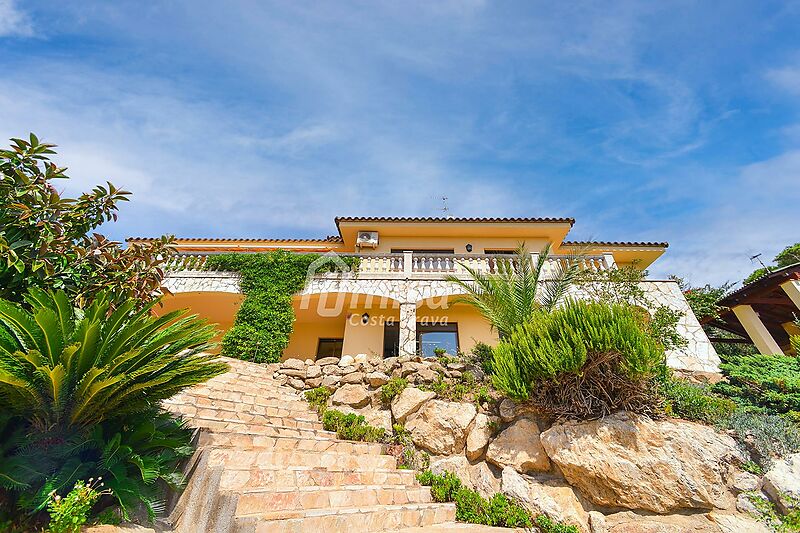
[1,1,798,285]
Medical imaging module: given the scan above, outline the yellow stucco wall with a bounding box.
[417,301,499,354]
[154,292,244,351]
[341,307,400,357]
[369,236,551,254]
[284,315,347,359]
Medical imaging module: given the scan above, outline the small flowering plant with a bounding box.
[47,478,111,533]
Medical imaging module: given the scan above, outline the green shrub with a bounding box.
[492,301,665,419]
[46,479,109,533]
[659,375,736,425]
[535,514,580,533]
[713,353,800,418]
[416,470,533,528]
[471,342,495,375]
[304,387,332,414]
[486,493,533,528]
[727,410,800,468]
[475,386,492,406]
[420,377,472,401]
[321,410,385,442]
[205,252,357,363]
[381,378,408,405]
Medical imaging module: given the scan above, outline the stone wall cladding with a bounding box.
[166,271,719,372]
[163,270,241,294]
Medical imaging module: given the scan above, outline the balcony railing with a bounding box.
[166,251,614,280]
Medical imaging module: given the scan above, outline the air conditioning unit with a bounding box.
[356,231,379,248]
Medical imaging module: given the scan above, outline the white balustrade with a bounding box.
[167,251,612,279]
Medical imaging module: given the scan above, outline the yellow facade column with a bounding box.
[731,304,783,355]
[780,280,800,310]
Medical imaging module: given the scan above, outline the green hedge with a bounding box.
[205,251,357,363]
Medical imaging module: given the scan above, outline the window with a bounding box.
[417,323,458,358]
[383,320,399,358]
[382,321,459,358]
[484,249,516,254]
[316,338,343,358]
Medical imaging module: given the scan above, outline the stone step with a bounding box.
[173,415,335,439]
[186,382,302,400]
[199,431,383,455]
[167,390,317,414]
[218,467,418,491]
[235,485,432,515]
[234,502,456,533]
[166,408,324,431]
[207,448,397,471]
[164,401,320,425]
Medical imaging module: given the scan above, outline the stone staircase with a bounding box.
[162,357,457,533]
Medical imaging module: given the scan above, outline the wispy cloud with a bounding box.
[0,0,32,37]
[0,1,797,284]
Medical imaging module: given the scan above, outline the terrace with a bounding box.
[165,250,617,280]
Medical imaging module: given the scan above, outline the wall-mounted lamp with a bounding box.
[465,244,473,252]
[361,313,370,325]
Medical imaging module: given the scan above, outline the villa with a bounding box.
[129,216,719,373]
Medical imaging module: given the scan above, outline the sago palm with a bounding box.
[0,288,227,433]
[446,243,583,339]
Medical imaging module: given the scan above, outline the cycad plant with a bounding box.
[446,243,583,339]
[0,288,226,517]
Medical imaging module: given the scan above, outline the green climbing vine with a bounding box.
[205,251,358,363]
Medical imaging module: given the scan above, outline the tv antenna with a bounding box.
[750,253,770,271]
[440,196,451,218]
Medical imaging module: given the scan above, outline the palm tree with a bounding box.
[446,243,583,339]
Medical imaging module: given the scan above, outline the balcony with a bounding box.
[166,251,615,280]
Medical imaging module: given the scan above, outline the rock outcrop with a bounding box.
[762,452,800,514]
[501,467,589,532]
[407,400,477,455]
[540,412,742,513]
[486,417,550,473]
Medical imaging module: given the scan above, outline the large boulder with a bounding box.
[603,511,718,532]
[501,467,589,532]
[486,417,550,473]
[540,412,742,513]
[430,455,471,481]
[391,387,435,423]
[330,384,370,408]
[707,512,771,533]
[762,452,800,514]
[469,461,501,499]
[406,399,476,455]
[430,456,501,500]
[466,413,491,460]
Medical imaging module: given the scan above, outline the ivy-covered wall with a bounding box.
[204,251,358,363]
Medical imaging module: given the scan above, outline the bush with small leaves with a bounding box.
[471,342,495,375]
[416,470,534,528]
[535,514,580,533]
[381,378,408,405]
[659,374,736,425]
[304,387,332,415]
[727,410,800,469]
[321,410,385,442]
[46,479,110,533]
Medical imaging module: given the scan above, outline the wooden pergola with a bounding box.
[703,263,800,354]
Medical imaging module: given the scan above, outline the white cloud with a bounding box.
[0,0,32,37]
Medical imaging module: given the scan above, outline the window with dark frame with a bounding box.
[316,338,344,358]
[382,321,459,358]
